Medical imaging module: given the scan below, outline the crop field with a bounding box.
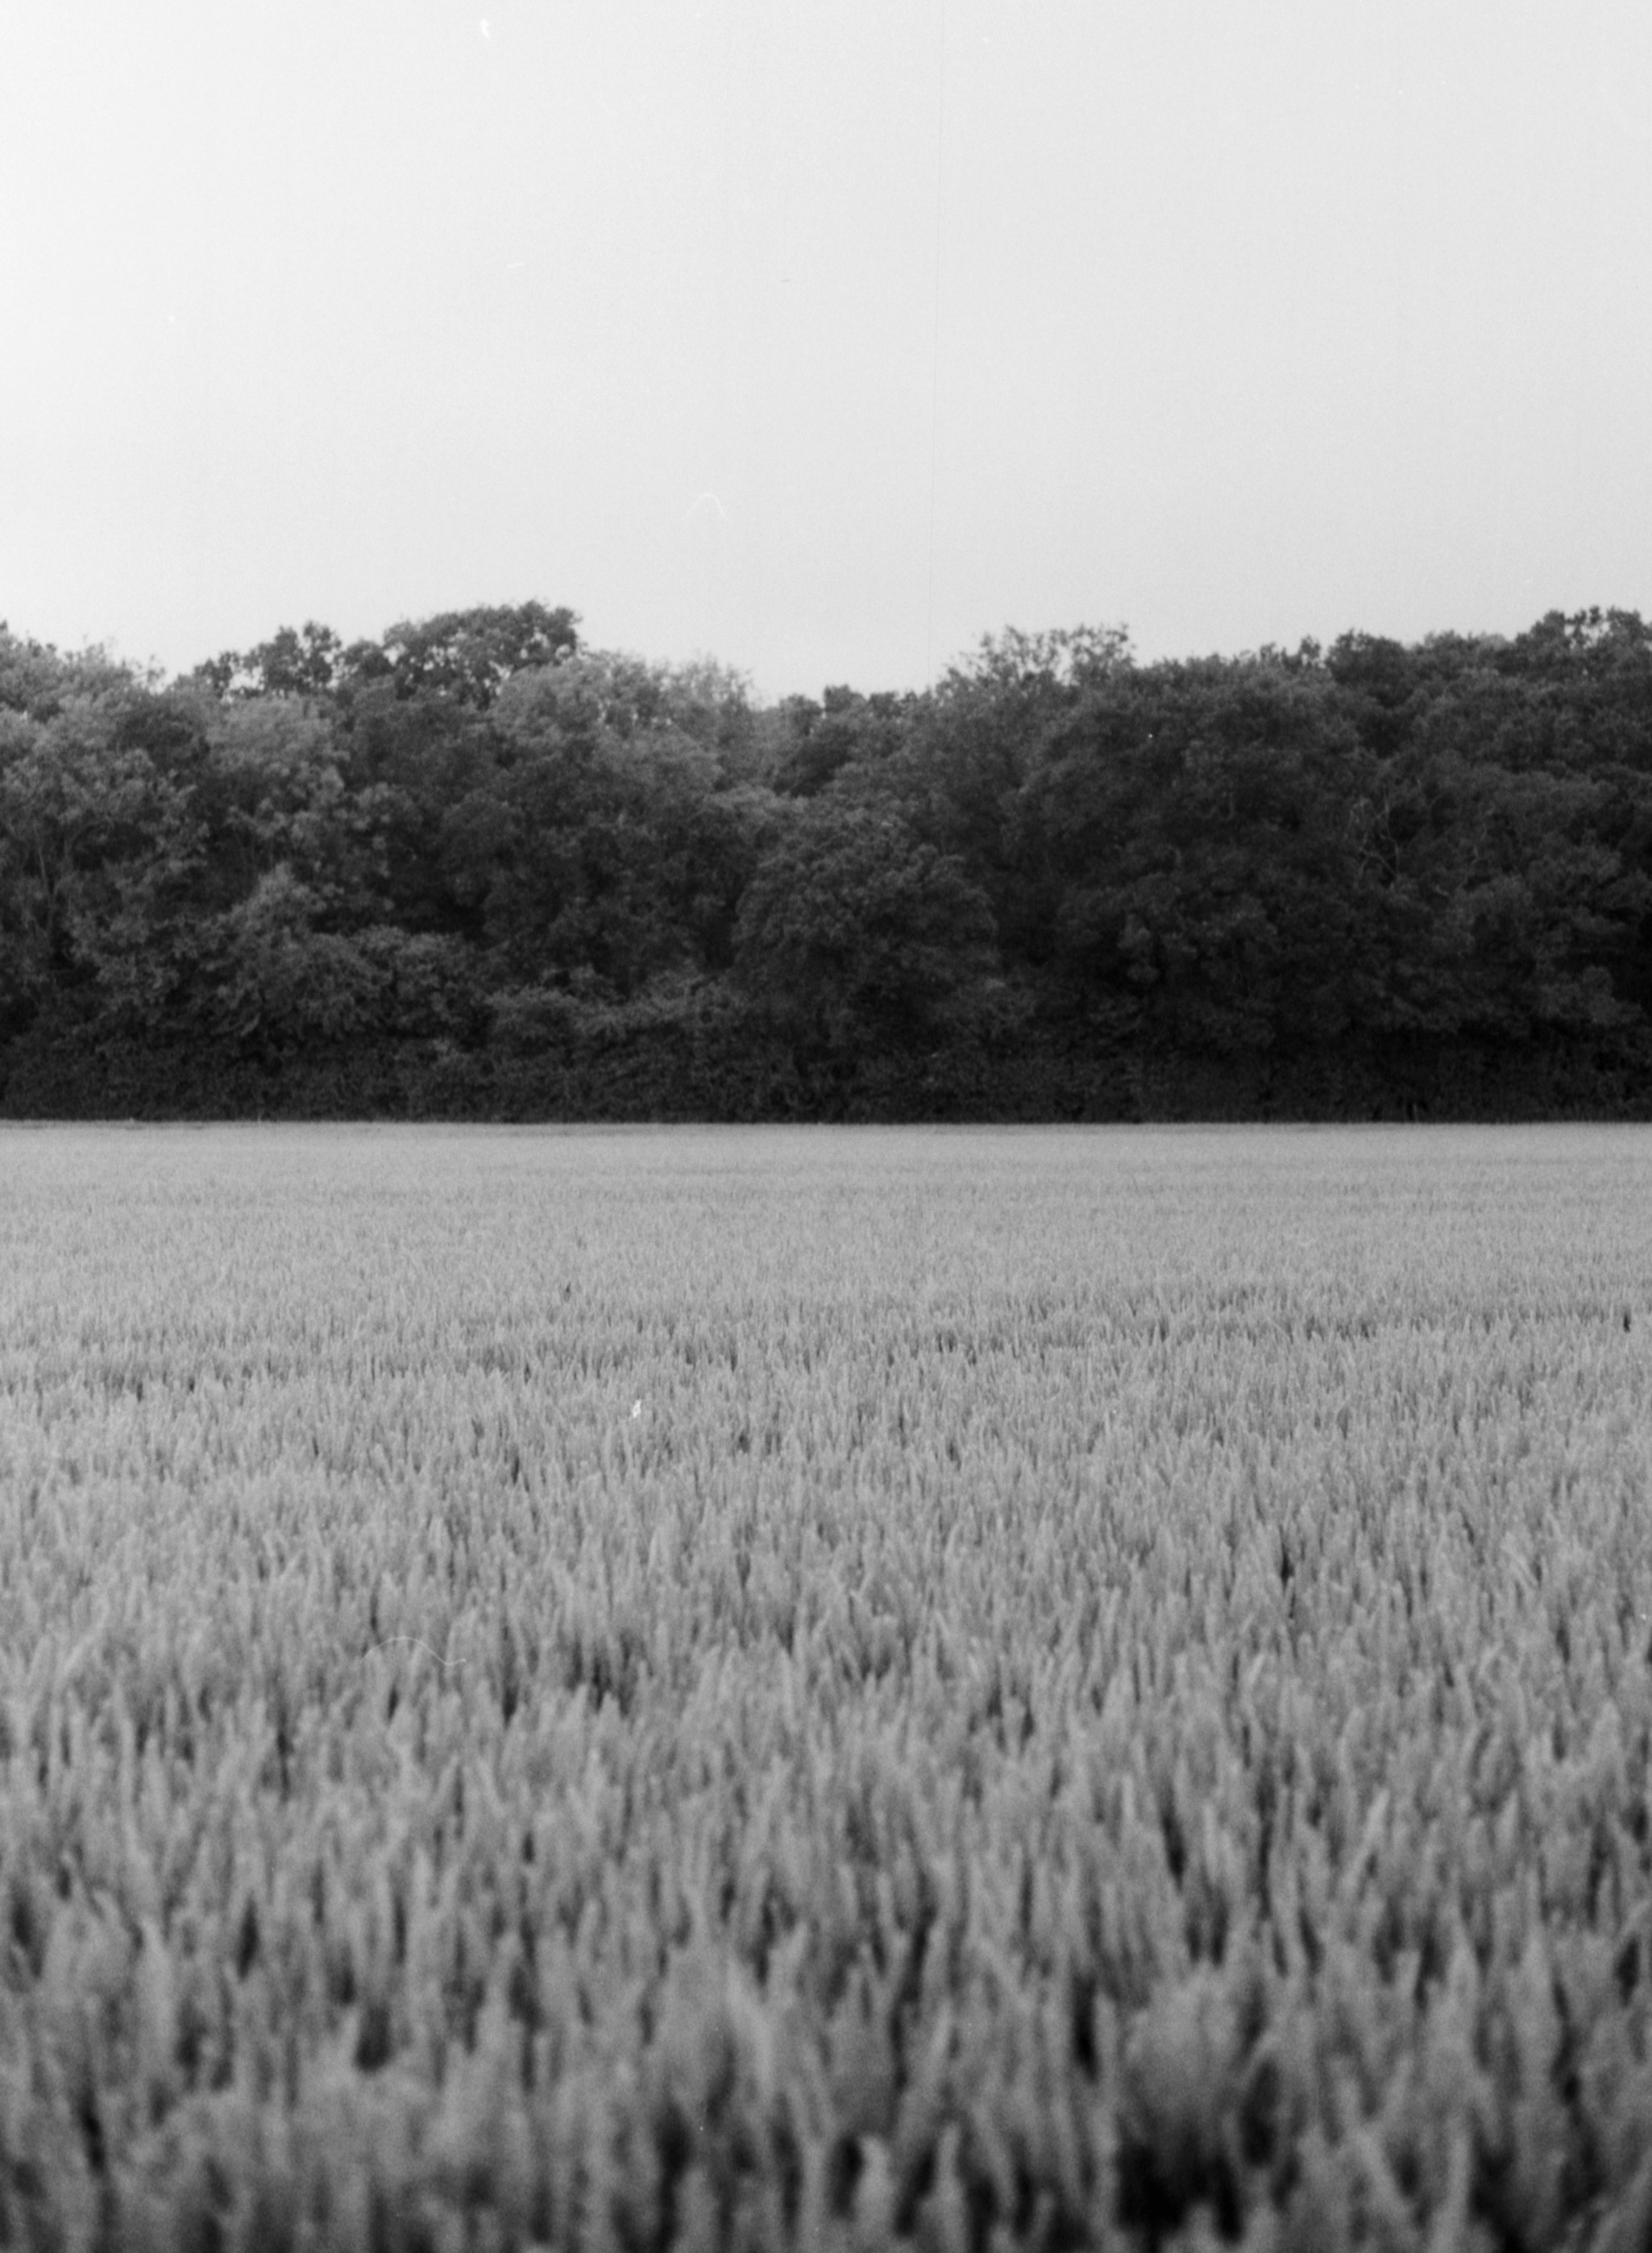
[2,1122,1651,2252]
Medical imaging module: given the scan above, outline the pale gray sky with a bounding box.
[3,0,1650,698]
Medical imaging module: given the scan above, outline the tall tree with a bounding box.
[343,601,579,708]
[733,799,1009,1063]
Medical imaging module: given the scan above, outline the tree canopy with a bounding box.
[4,603,1651,1118]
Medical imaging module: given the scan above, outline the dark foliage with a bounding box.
[5,604,1652,1118]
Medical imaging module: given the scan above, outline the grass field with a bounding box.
[2,1122,1650,2252]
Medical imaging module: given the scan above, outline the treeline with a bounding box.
[4,600,1652,1120]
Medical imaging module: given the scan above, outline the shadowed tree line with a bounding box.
[4,600,1652,1119]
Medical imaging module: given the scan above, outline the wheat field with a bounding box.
[2,1122,1650,2251]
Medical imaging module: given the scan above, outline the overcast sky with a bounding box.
[3,0,1649,700]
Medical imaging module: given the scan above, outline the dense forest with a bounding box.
[4,601,1652,1120]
